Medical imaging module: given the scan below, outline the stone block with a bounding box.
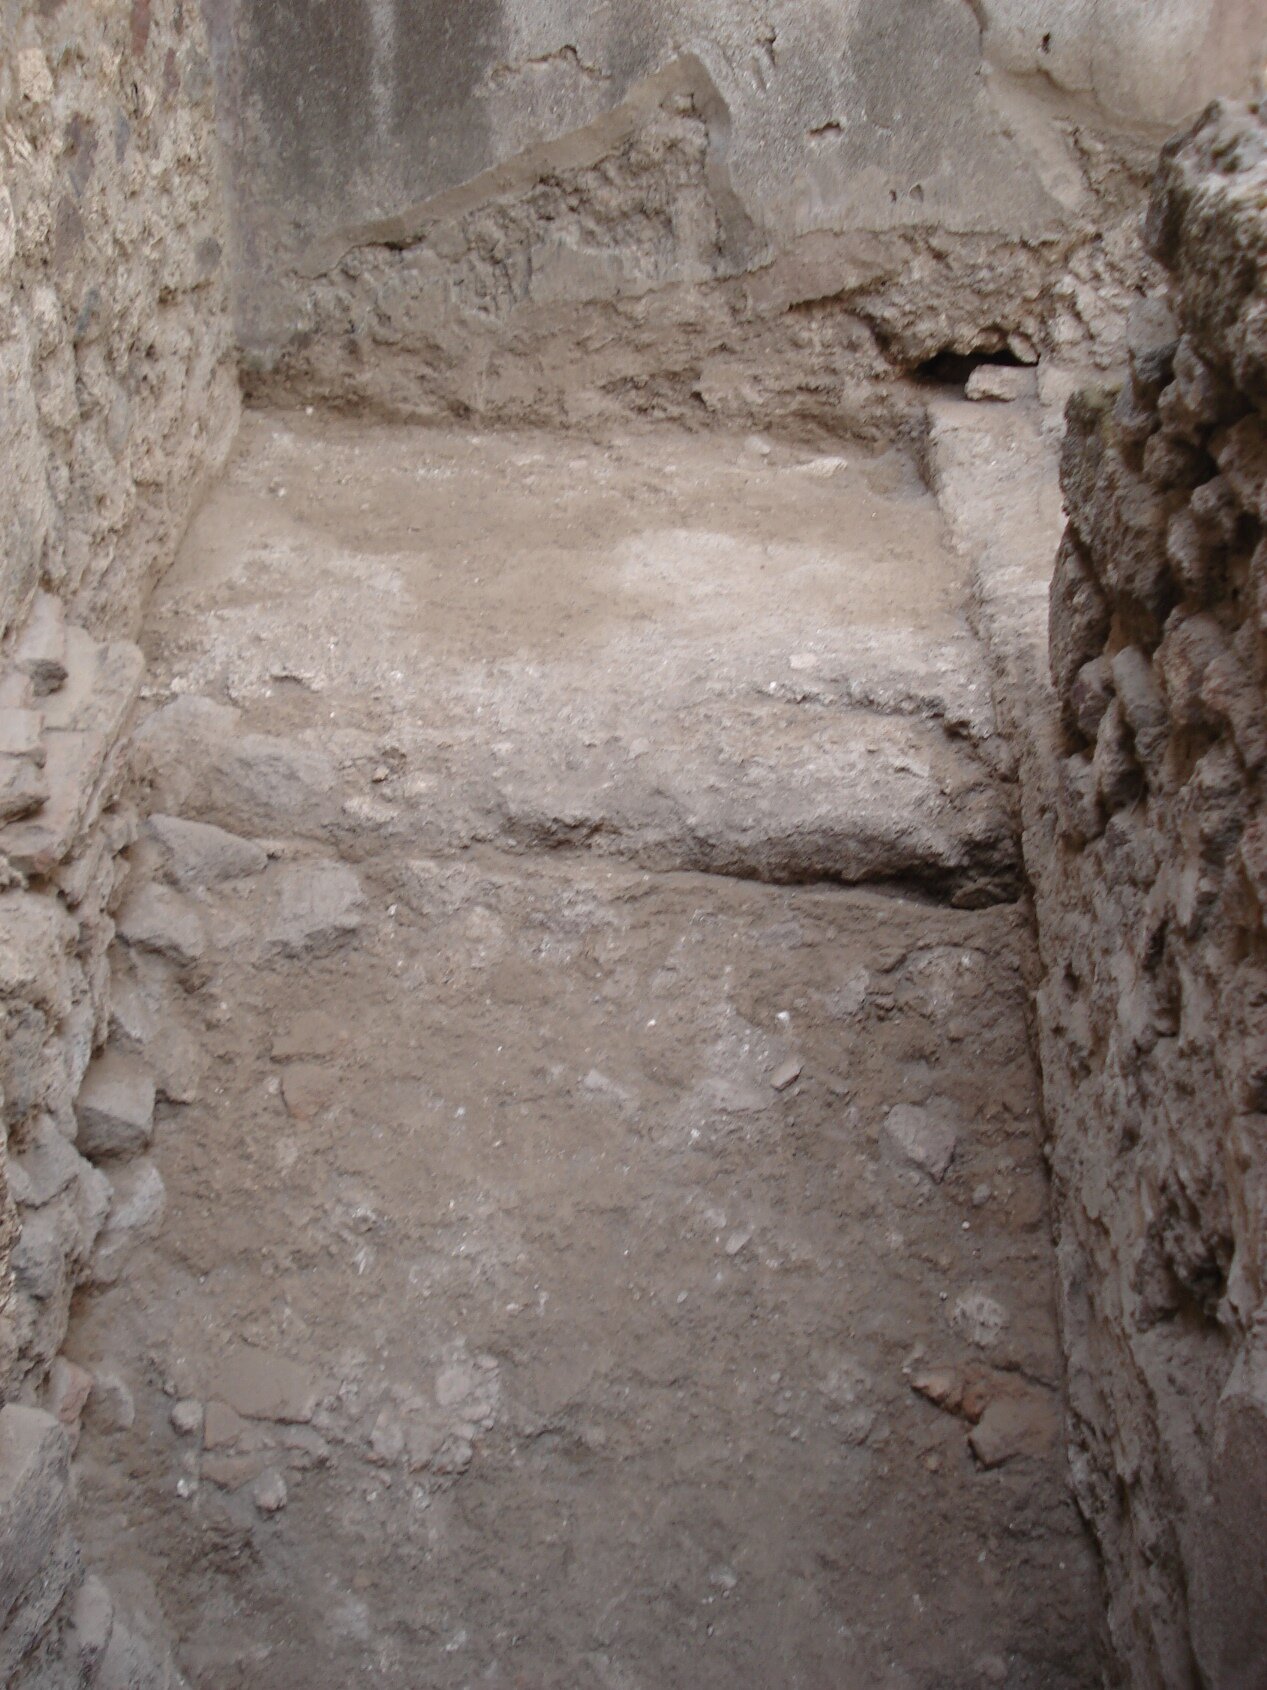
[1126,298,1179,404]
[263,861,365,960]
[1050,528,1109,703]
[1214,415,1267,525]
[12,1204,81,1305]
[147,813,268,890]
[40,630,142,742]
[9,1121,85,1210]
[965,365,1036,403]
[1092,698,1141,817]
[0,1407,70,1629]
[1202,650,1267,773]
[1156,614,1228,731]
[1056,753,1103,848]
[1068,655,1115,744]
[87,1161,165,1289]
[1085,455,1176,624]
[0,709,46,763]
[74,1050,155,1161]
[0,731,117,876]
[1111,647,1170,777]
[114,883,206,970]
[45,1358,93,1445]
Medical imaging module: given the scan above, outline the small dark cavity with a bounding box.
[1040,31,1052,53]
[912,346,1025,388]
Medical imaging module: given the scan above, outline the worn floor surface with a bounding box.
[66,412,1097,1688]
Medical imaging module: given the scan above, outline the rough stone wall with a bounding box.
[1042,99,1267,1689]
[0,0,237,1680]
[203,0,1267,433]
[1,0,239,642]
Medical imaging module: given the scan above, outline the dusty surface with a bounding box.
[63,413,1097,1687]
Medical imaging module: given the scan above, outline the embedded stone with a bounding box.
[74,1050,156,1161]
[263,861,365,960]
[148,813,269,890]
[115,881,206,968]
[213,1347,319,1424]
[883,1101,959,1182]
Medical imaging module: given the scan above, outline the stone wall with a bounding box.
[1042,99,1267,1688]
[0,0,238,1679]
[202,0,1267,434]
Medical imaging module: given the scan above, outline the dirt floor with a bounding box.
[64,411,1098,1687]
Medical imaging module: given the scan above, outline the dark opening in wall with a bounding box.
[912,346,1027,388]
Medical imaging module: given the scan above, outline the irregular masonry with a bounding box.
[1040,100,1267,1688]
[0,0,238,644]
[0,0,236,1679]
[0,592,185,1686]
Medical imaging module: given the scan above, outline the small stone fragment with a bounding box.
[252,1468,288,1514]
[771,1059,802,1092]
[201,1454,266,1492]
[170,1399,204,1438]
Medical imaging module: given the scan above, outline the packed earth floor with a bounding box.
[64,411,1098,1688]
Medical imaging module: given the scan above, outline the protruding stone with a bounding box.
[252,1468,288,1514]
[46,1356,94,1444]
[88,1161,166,1288]
[965,365,1037,403]
[148,813,269,890]
[170,1400,204,1438]
[74,1050,156,1161]
[115,881,206,969]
